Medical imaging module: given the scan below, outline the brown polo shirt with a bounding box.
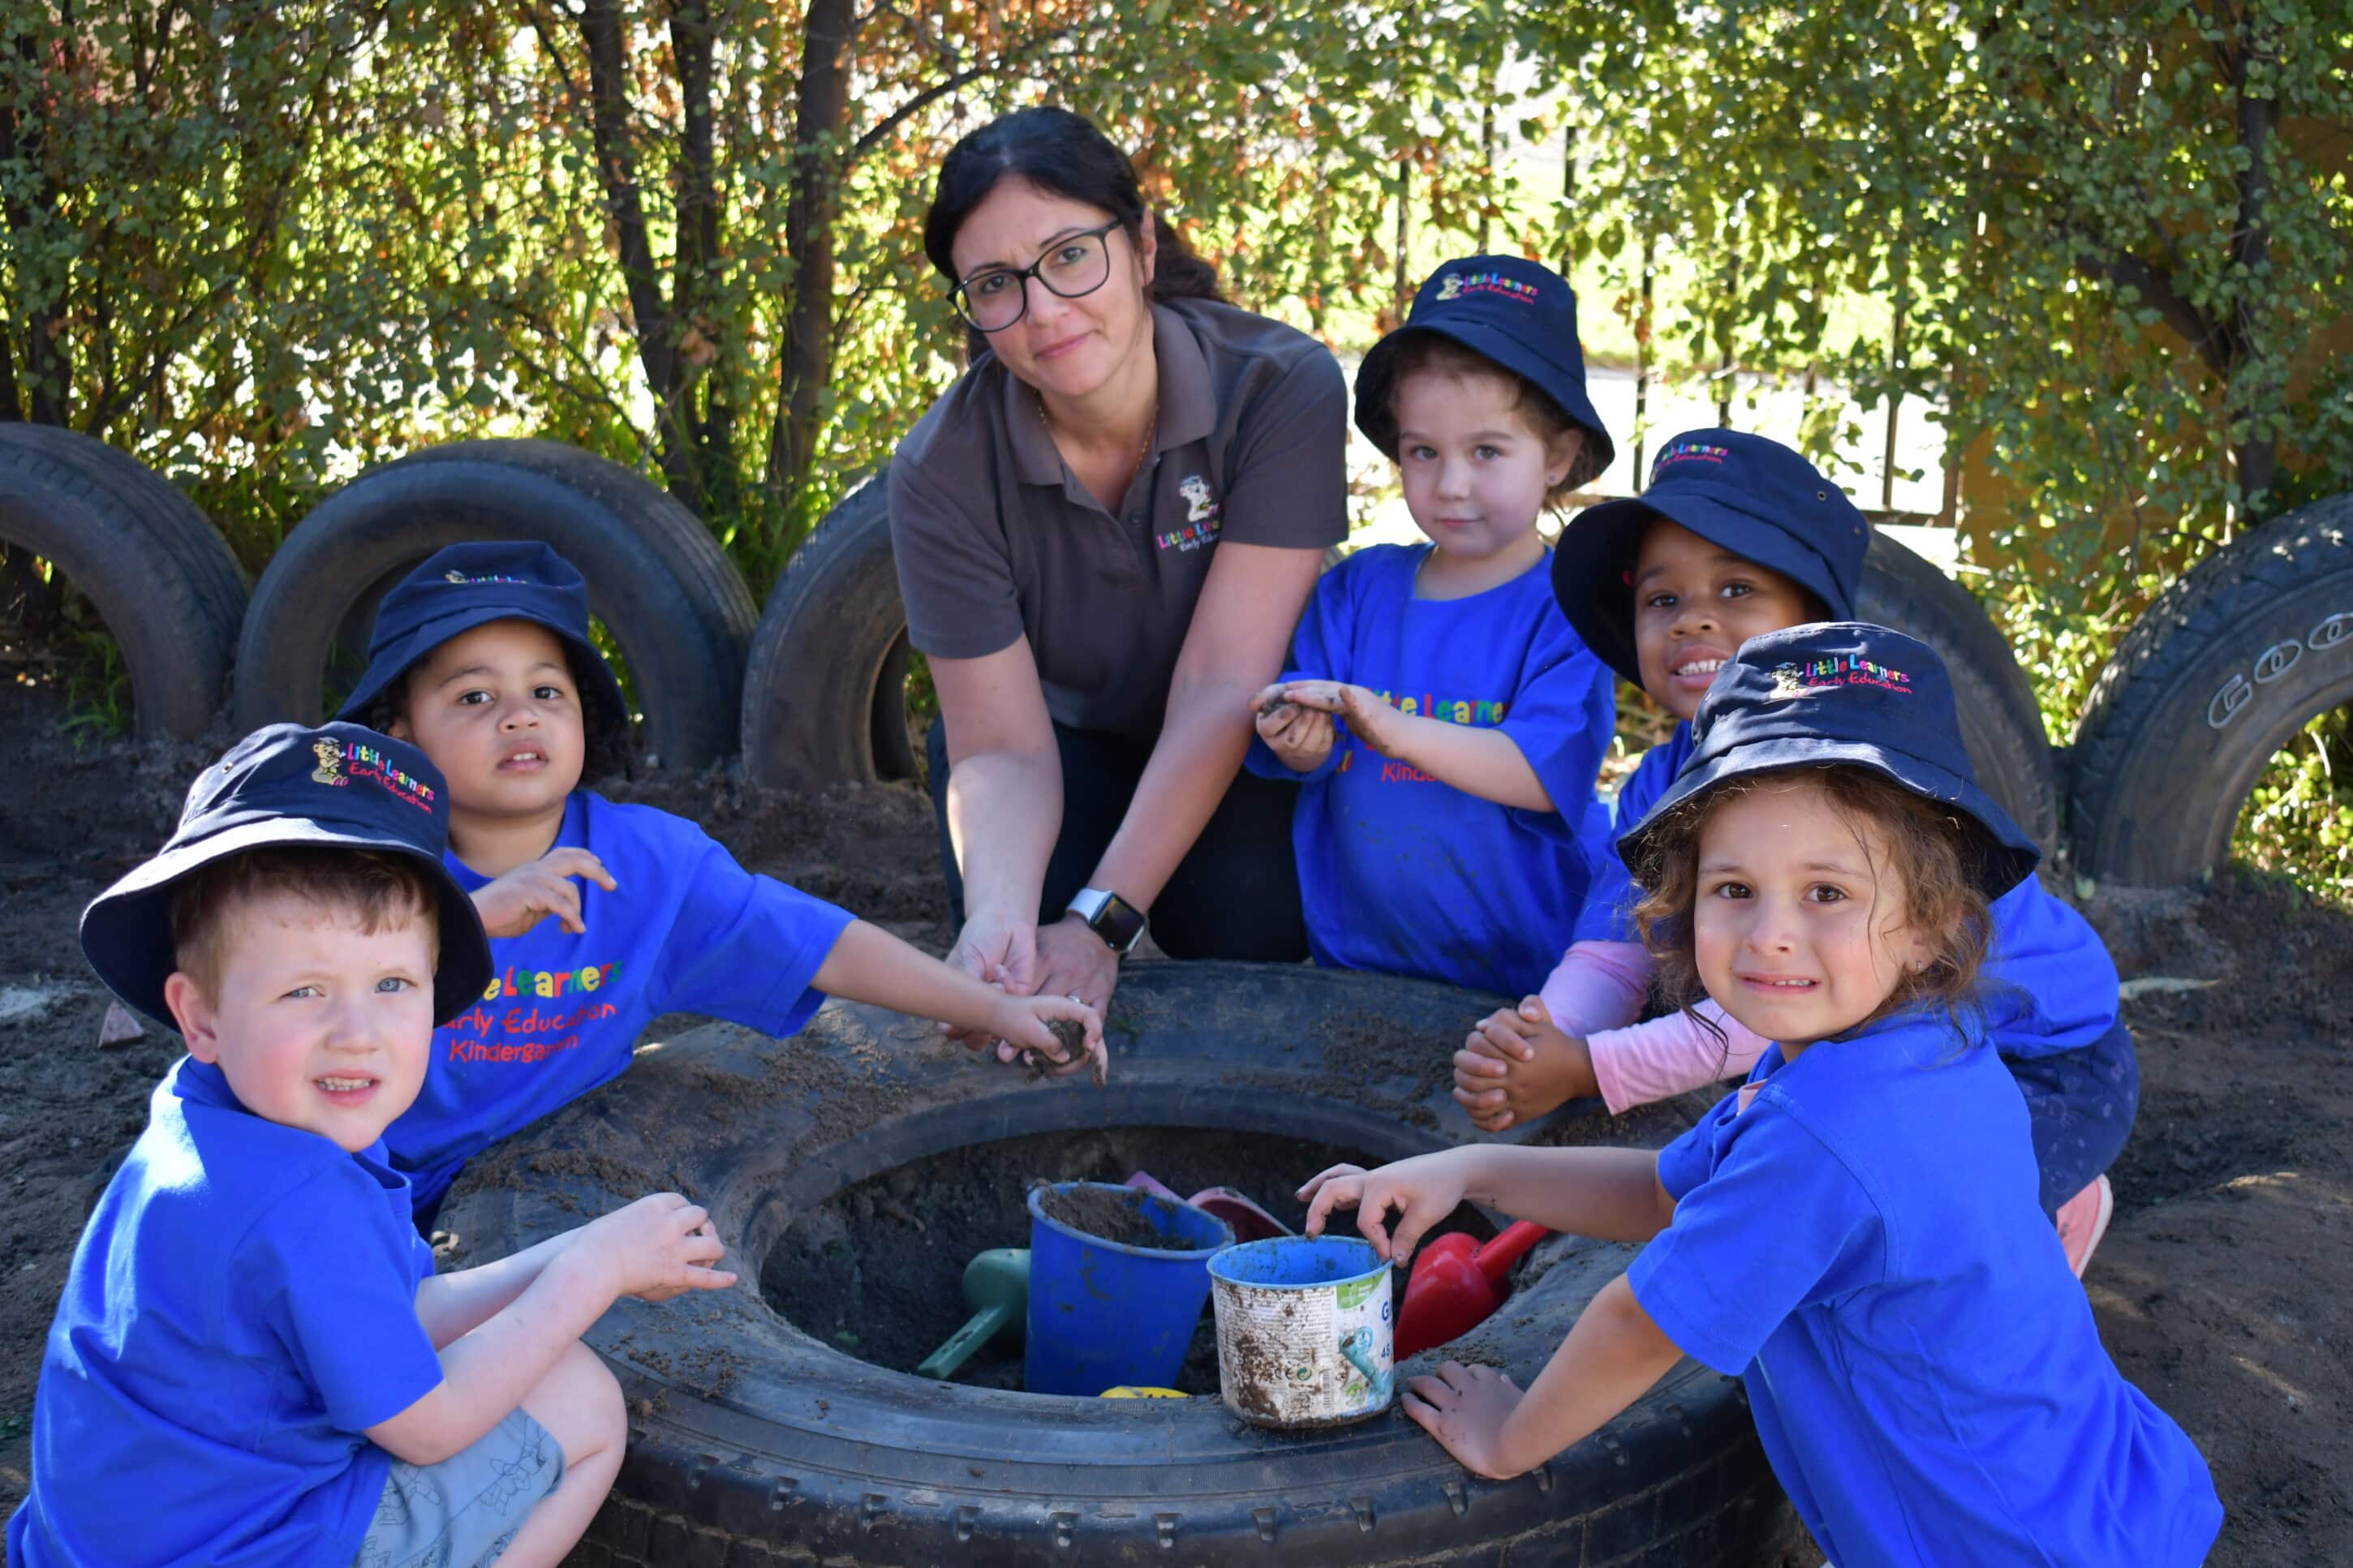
[889,297,1348,738]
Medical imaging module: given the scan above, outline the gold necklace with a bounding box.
[1038,388,1157,466]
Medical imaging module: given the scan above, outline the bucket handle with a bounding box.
[1338,1328,1392,1402]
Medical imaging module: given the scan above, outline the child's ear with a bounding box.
[384,711,413,743]
[1544,428,1585,490]
[164,972,222,1063]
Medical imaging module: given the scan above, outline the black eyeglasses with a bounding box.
[948,221,1122,333]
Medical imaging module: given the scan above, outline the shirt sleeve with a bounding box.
[1573,741,1677,943]
[1244,556,1357,784]
[259,1175,445,1432]
[1537,939,1651,1037]
[889,453,1026,662]
[652,835,859,1037]
[1214,351,1350,551]
[1977,881,2122,1057]
[1496,613,1613,835]
[1628,1102,1883,1376]
[1588,1000,1769,1114]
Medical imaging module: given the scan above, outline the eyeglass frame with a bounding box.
[947,219,1127,333]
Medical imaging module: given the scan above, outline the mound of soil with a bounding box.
[1035,1182,1211,1252]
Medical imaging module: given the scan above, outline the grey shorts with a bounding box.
[352,1406,564,1568]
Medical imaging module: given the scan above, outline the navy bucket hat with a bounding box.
[1354,255,1615,492]
[1553,430,1871,690]
[335,541,629,733]
[1615,623,2040,900]
[80,723,494,1030]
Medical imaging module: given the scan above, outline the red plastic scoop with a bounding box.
[1394,1221,1551,1360]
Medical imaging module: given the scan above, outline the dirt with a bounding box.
[2,682,2351,1563]
[1036,1181,1211,1252]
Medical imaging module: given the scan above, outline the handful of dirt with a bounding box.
[1022,1016,1107,1087]
[1257,695,1294,718]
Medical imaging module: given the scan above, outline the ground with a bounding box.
[0,691,2347,1563]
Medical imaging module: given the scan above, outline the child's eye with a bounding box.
[532,685,569,702]
[1473,444,1500,462]
[376,976,415,993]
[1719,582,1754,599]
[1806,884,1848,904]
[282,984,320,1000]
[1709,879,1752,900]
[1645,591,1679,610]
[457,689,493,707]
[1405,444,1436,462]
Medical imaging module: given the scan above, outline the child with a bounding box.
[338,541,1102,1220]
[1245,255,1618,996]
[1305,625,2222,1565]
[1453,430,2136,1271]
[10,723,737,1567]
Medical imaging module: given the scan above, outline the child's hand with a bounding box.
[1403,1361,1529,1480]
[472,848,617,939]
[573,1192,738,1303]
[1275,680,1405,758]
[1298,1153,1468,1264]
[992,992,1108,1085]
[1250,683,1335,771]
[1452,996,1597,1132]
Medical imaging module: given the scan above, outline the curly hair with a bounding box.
[1629,765,1994,1045]
[1357,333,1590,511]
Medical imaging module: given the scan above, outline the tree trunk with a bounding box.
[768,0,860,506]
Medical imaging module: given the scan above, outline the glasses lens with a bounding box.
[956,273,1027,332]
[1038,230,1112,300]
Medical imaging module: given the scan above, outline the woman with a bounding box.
[891,106,1345,1041]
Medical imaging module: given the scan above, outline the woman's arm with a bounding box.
[928,637,1062,1017]
[1034,541,1324,1004]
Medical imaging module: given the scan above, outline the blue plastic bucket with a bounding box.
[1024,1181,1232,1396]
[1207,1235,1393,1428]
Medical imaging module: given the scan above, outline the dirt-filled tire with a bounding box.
[0,425,248,738]
[438,963,1804,1566]
[740,470,917,790]
[230,440,756,769]
[1854,532,2059,853]
[2069,493,2353,887]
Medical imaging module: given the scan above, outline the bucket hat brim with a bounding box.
[1356,320,1615,492]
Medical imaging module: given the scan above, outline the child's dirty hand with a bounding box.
[1275,680,1404,758]
[472,847,617,938]
[1452,996,1595,1133]
[997,993,1108,1086]
[1403,1360,1527,1480]
[1250,683,1335,771]
[576,1192,738,1304]
[1298,1153,1467,1264]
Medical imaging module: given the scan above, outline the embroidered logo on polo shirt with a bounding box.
[1766,655,1912,701]
[1435,271,1538,304]
[1159,476,1223,551]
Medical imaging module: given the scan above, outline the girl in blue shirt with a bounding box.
[341,541,1103,1218]
[1245,255,1616,997]
[1304,624,2221,1567]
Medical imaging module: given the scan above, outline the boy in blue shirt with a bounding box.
[338,543,1103,1219]
[10,723,738,1567]
[1455,431,2136,1272]
[1306,626,2222,1566]
[1245,256,1617,996]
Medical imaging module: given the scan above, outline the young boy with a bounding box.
[337,542,1102,1219]
[9,724,736,1567]
[1454,431,2136,1269]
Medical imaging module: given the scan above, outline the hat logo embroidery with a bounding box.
[1652,440,1730,478]
[1766,655,1912,701]
[1434,271,1538,306]
[443,570,531,586]
[310,737,439,811]
[311,740,345,785]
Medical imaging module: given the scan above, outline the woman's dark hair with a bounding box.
[924,106,1224,357]
[361,646,636,786]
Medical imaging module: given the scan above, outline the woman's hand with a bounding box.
[1250,682,1336,772]
[1274,680,1406,758]
[1034,912,1119,1020]
[941,905,1040,1054]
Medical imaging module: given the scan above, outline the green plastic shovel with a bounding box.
[916,1248,1030,1380]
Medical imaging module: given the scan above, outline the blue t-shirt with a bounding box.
[1629,1017,2221,1566]
[1577,722,2121,1059]
[1245,543,1615,996]
[8,1059,443,1568]
[387,790,856,1212]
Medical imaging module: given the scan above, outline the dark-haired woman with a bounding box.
[890,106,1346,1041]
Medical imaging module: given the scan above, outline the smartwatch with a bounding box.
[1068,887,1148,955]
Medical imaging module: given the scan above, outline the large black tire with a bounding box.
[740,470,917,790]
[231,440,756,769]
[441,964,1804,1566]
[2069,494,2353,887]
[0,426,247,738]
[1854,532,2060,854]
